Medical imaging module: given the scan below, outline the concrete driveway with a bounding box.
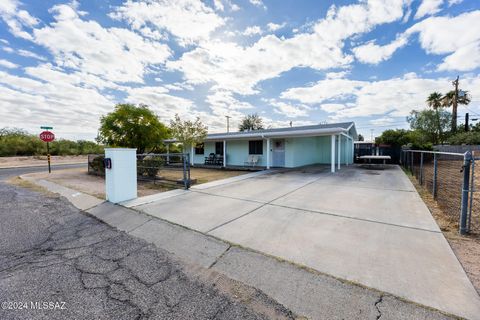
[134,165,480,319]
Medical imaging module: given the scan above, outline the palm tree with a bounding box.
[427,92,444,144]
[238,113,264,132]
[442,90,471,132]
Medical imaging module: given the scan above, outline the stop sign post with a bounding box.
[39,126,55,173]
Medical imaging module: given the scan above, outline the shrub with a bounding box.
[137,157,165,178]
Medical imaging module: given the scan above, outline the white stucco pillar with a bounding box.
[331,134,335,173]
[351,137,354,164]
[105,148,137,203]
[266,138,271,169]
[337,135,341,170]
[223,140,226,167]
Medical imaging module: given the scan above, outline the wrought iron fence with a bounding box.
[88,154,104,176]
[88,153,191,189]
[136,153,191,190]
[401,149,478,235]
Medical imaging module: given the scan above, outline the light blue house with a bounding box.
[170,122,357,173]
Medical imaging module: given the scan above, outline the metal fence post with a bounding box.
[183,153,188,190]
[410,151,413,173]
[433,153,438,199]
[419,152,424,185]
[460,151,472,235]
[468,151,475,233]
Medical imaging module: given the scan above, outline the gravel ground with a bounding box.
[0,181,295,320]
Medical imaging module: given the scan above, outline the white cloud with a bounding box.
[0,0,39,40]
[353,35,408,64]
[109,0,225,46]
[243,25,262,36]
[0,70,114,139]
[124,86,195,122]
[370,117,395,125]
[266,22,286,32]
[281,73,480,120]
[33,3,171,83]
[414,0,443,19]
[18,49,47,61]
[408,10,480,71]
[320,103,347,113]
[0,59,19,68]
[249,0,266,9]
[271,101,311,118]
[169,0,409,94]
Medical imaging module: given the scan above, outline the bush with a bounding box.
[137,157,165,178]
[0,128,104,156]
[88,155,105,176]
[447,131,480,145]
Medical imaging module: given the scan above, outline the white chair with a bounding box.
[244,155,260,167]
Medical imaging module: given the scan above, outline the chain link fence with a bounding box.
[88,153,191,189]
[401,150,478,235]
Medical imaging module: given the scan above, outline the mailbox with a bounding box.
[104,158,112,169]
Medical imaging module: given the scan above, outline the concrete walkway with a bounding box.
[132,165,480,320]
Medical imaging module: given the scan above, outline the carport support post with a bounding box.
[460,151,472,235]
[330,134,335,173]
[433,153,438,199]
[337,135,341,170]
[266,138,271,169]
[223,140,226,168]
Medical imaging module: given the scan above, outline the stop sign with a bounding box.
[39,131,55,142]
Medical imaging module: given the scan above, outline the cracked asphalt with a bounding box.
[0,173,295,320]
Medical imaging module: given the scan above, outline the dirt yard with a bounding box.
[0,155,87,168]
[22,167,248,199]
[408,172,480,294]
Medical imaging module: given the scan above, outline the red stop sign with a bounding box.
[39,131,55,142]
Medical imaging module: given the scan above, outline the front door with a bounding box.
[272,139,285,167]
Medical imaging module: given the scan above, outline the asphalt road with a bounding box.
[0,169,294,320]
[0,163,86,181]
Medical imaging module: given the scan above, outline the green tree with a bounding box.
[97,104,169,154]
[407,109,451,145]
[375,129,411,146]
[238,113,264,132]
[169,114,208,153]
[442,89,471,132]
[357,134,364,141]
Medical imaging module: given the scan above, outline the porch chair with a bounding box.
[244,155,260,167]
[204,153,215,165]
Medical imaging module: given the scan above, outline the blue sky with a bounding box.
[1,0,480,141]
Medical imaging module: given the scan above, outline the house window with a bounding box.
[249,140,263,155]
[194,143,204,155]
[215,142,224,155]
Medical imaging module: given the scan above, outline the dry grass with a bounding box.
[410,157,480,234]
[21,167,248,199]
[406,170,480,294]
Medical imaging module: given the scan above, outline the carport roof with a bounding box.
[165,121,356,142]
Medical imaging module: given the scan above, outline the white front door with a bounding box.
[272,139,285,167]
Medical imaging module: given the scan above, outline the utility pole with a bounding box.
[370,129,374,142]
[452,76,459,132]
[465,113,469,132]
[225,115,231,133]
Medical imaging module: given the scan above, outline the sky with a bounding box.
[1,0,480,141]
